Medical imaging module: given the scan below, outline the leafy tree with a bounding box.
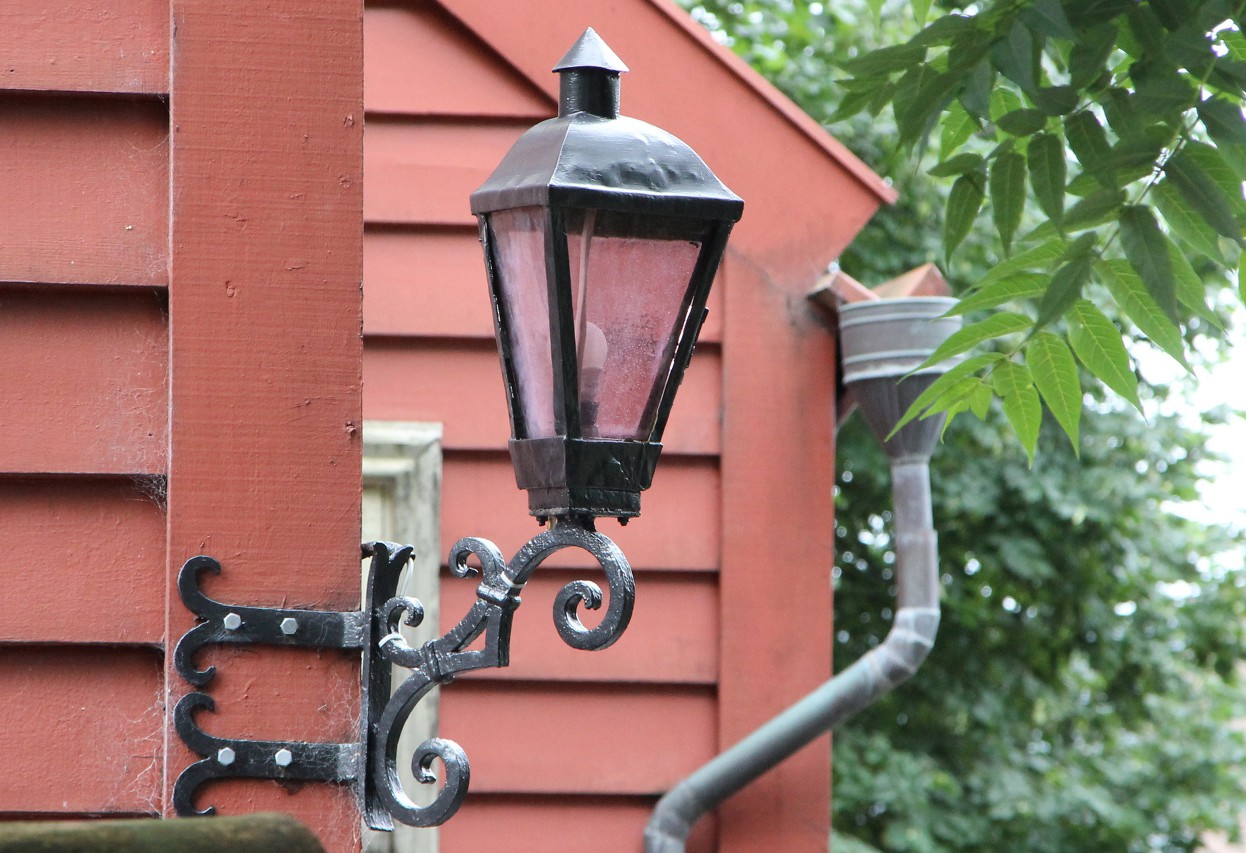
[679,1,1246,849]
[688,0,1246,458]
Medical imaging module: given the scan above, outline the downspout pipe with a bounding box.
[644,297,960,852]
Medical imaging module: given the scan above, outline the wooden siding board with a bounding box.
[0,647,163,815]
[0,1,169,95]
[0,478,165,644]
[441,452,719,572]
[717,255,836,850]
[0,287,168,475]
[440,570,717,684]
[0,94,168,287]
[440,683,717,795]
[363,338,721,456]
[443,795,717,852]
[165,2,363,848]
[365,4,552,118]
[364,119,523,226]
[363,227,723,342]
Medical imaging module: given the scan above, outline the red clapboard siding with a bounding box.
[365,4,552,118]
[0,94,168,286]
[442,795,718,853]
[0,287,168,475]
[0,478,166,644]
[364,118,524,226]
[0,1,169,95]
[362,227,723,343]
[440,682,716,794]
[441,452,720,572]
[441,570,718,684]
[363,338,722,456]
[0,647,163,814]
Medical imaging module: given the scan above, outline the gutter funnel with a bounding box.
[643,294,960,852]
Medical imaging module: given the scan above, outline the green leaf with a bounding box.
[991,360,1033,396]
[992,21,1037,92]
[977,238,1068,289]
[1153,179,1226,264]
[990,152,1027,253]
[1020,0,1076,39]
[897,68,963,148]
[1096,258,1190,368]
[1065,111,1114,185]
[1241,251,1246,305]
[840,43,927,77]
[1133,65,1197,116]
[944,171,986,260]
[941,103,979,159]
[1003,385,1042,464]
[915,311,1032,371]
[1162,152,1241,240]
[1069,24,1118,89]
[1034,254,1092,330]
[1182,141,1246,217]
[1031,86,1080,117]
[1028,132,1066,223]
[1062,189,1125,231]
[913,0,933,27]
[948,273,1047,315]
[1120,205,1179,323]
[960,61,994,120]
[989,88,1024,123]
[1197,98,1246,148]
[997,109,1047,135]
[969,382,993,419]
[929,153,985,177]
[1067,299,1142,413]
[888,352,1006,437]
[1026,332,1082,451]
[1168,240,1222,329]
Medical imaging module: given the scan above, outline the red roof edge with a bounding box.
[647,0,898,205]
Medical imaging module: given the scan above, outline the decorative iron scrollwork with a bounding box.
[173,520,635,831]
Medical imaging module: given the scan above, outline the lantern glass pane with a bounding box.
[566,209,706,440]
[490,207,555,439]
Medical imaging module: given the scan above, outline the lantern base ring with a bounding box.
[171,520,635,830]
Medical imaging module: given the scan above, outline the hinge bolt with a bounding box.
[274,748,293,767]
[222,613,242,631]
[216,747,236,766]
[280,617,299,635]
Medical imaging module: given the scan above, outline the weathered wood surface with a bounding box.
[0,813,323,853]
[0,1,169,95]
[0,95,168,286]
[0,287,167,475]
[165,2,363,849]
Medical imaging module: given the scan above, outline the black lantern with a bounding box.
[472,28,743,523]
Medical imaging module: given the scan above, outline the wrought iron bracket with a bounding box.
[172,522,634,831]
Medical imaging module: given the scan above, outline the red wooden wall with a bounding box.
[0,2,364,850]
[362,1,891,850]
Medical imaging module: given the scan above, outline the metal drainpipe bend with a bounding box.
[643,458,940,853]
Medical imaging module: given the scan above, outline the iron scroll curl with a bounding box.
[369,521,635,828]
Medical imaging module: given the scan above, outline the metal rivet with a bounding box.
[274,748,293,767]
[217,747,235,766]
[222,613,242,631]
[280,617,299,635]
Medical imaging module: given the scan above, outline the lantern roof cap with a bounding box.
[553,28,628,75]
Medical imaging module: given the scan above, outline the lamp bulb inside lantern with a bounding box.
[579,320,608,438]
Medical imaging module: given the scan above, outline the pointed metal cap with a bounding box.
[553,28,629,74]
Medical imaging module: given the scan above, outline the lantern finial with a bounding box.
[553,29,628,119]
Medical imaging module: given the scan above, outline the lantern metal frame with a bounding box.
[172,28,741,834]
[472,28,743,521]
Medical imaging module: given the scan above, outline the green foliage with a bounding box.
[831,403,1246,853]
[677,2,1246,850]
[823,0,1246,451]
